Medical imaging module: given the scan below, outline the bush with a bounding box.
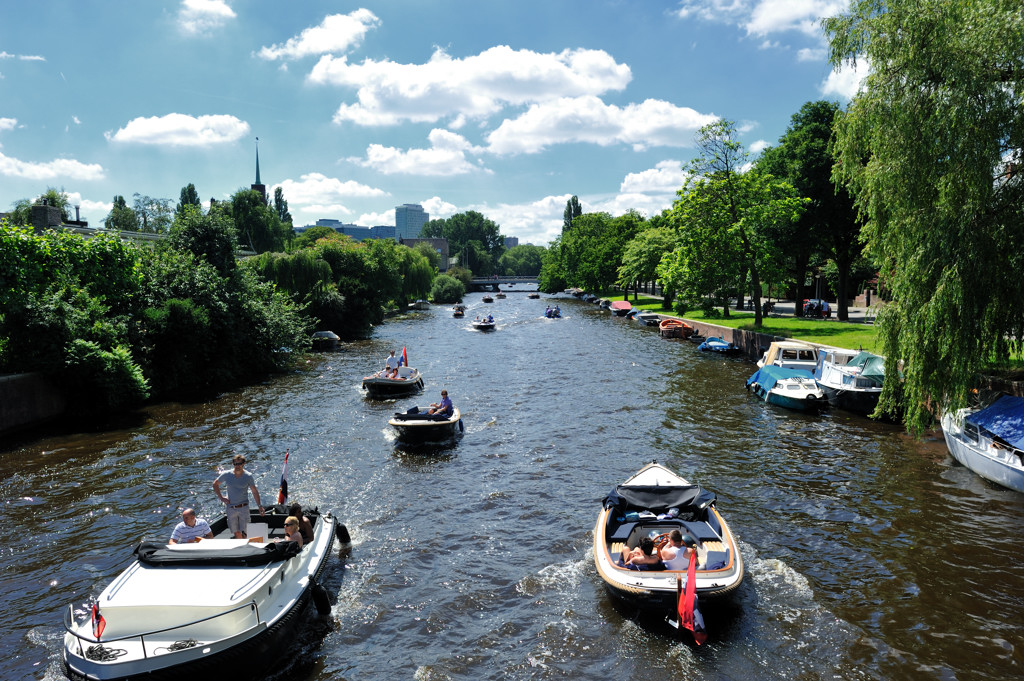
[64,340,149,413]
[430,275,465,304]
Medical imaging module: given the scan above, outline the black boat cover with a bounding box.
[603,484,716,515]
[134,540,301,567]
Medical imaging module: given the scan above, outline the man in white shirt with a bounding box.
[169,508,214,544]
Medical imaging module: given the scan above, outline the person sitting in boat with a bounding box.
[213,455,265,539]
[553,306,560,317]
[288,503,315,544]
[385,349,400,372]
[620,536,662,569]
[426,389,453,417]
[277,515,303,548]
[659,530,699,570]
[169,508,214,544]
[487,314,494,323]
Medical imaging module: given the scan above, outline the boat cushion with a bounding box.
[704,549,729,570]
[682,521,721,543]
[135,539,301,567]
[608,522,637,542]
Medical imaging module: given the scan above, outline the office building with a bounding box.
[395,204,428,241]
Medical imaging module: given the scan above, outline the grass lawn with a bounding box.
[611,293,880,352]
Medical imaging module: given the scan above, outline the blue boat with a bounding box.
[746,365,827,412]
[696,336,741,355]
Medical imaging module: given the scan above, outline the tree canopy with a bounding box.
[421,211,504,275]
[825,0,1024,431]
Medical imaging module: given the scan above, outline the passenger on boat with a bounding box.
[288,503,315,544]
[659,530,698,570]
[278,516,303,548]
[426,389,454,416]
[169,508,214,544]
[385,350,400,372]
[621,536,661,568]
[213,455,265,539]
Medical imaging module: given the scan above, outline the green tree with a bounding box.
[498,244,545,276]
[132,193,173,233]
[292,225,345,250]
[176,183,202,219]
[232,188,285,253]
[430,274,465,304]
[825,0,1024,431]
[559,211,643,293]
[413,241,441,270]
[8,188,71,226]
[563,195,582,232]
[421,211,504,273]
[617,223,677,301]
[104,195,140,232]
[167,204,238,277]
[537,236,568,293]
[757,101,861,319]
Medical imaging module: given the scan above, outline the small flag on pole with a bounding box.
[91,602,106,640]
[402,347,408,367]
[678,550,708,644]
[277,449,289,505]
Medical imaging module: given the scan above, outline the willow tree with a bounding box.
[825,0,1024,432]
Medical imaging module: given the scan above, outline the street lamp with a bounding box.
[815,271,821,302]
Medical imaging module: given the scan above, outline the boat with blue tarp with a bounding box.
[746,365,827,412]
[942,395,1024,493]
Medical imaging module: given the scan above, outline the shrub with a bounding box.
[430,275,465,304]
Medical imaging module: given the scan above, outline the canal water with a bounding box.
[3,291,1023,681]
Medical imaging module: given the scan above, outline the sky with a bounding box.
[0,0,865,246]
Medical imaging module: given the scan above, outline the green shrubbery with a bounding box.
[430,274,465,304]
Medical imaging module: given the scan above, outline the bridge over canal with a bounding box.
[468,276,539,292]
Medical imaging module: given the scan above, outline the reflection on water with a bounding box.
[2,290,1023,681]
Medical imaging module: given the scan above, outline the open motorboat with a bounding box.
[660,318,692,338]
[758,340,818,370]
[746,365,827,412]
[310,330,340,352]
[636,312,660,327]
[527,292,540,299]
[696,336,741,355]
[62,508,348,681]
[410,300,431,310]
[452,305,465,318]
[495,292,506,299]
[942,395,1024,493]
[482,295,494,303]
[593,462,744,616]
[471,317,496,330]
[361,366,425,398]
[544,307,561,319]
[813,349,885,416]
[389,406,464,444]
[610,301,633,316]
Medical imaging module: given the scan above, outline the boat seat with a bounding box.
[246,522,269,543]
[682,521,722,543]
[609,522,637,542]
[703,549,730,570]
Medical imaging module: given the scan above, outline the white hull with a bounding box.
[942,410,1024,493]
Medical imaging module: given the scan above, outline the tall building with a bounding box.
[504,236,519,249]
[395,204,428,240]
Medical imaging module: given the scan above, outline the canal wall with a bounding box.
[0,373,66,437]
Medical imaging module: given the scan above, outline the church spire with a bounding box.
[251,136,266,200]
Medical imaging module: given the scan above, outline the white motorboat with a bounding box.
[63,509,348,681]
[593,462,744,613]
[813,349,884,416]
[410,300,431,310]
[471,319,496,331]
[757,340,819,370]
[361,366,425,398]
[942,395,1024,493]
[746,365,827,412]
[389,406,463,444]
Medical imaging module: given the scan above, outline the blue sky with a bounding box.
[0,1,865,246]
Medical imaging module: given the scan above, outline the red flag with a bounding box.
[276,449,289,505]
[678,550,707,644]
[402,347,408,367]
[91,602,106,640]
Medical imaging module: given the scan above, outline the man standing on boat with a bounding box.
[169,508,214,544]
[213,455,265,539]
[385,349,400,372]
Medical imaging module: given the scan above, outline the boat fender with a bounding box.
[458,419,464,433]
[335,523,351,545]
[310,578,332,616]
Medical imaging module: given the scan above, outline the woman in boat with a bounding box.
[288,503,315,544]
[279,516,304,548]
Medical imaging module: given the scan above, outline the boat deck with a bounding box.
[604,515,733,571]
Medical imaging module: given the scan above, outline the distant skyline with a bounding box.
[0,1,864,246]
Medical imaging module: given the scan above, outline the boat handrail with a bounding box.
[64,599,261,659]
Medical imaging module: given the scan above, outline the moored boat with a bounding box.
[758,340,818,370]
[62,508,347,681]
[659,318,690,338]
[696,336,740,355]
[389,406,464,444]
[593,462,744,618]
[310,330,340,352]
[813,349,884,415]
[942,395,1024,493]
[410,300,431,310]
[636,312,660,327]
[746,365,827,412]
[361,366,425,398]
[610,300,632,316]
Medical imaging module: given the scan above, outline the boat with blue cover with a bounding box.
[746,365,827,412]
[593,462,744,612]
[696,336,741,355]
[942,395,1024,493]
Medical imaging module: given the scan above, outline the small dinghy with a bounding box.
[63,508,348,681]
[362,366,425,398]
[696,336,741,354]
[636,312,660,327]
[389,406,464,444]
[660,318,694,338]
[746,365,827,412]
[593,462,744,635]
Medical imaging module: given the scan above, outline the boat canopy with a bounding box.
[848,351,885,384]
[603,484,716,516]
[968,395,1024,450]
[746,365,815,391]
[134,540,301,567]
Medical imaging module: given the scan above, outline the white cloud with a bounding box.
[419,196,457,219]
[356,210,394,226]
[0,51,44,61]
[275,172,388,208]
[672,0,752,22]
[746,0,846,38]
[821,57,868,99]
[178,0,235,35]
[351,129,490,176]
[749,139,769,153]
[311,45,631,126]
[0,117,16,132]
[620,160,687,195]
[0,150,104,181]
[105,113,250,146]
[257,10,380,61]
[797,47,825,62]
[486,96,718,154]
[471,194,578,246]
[296,203,352,218]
